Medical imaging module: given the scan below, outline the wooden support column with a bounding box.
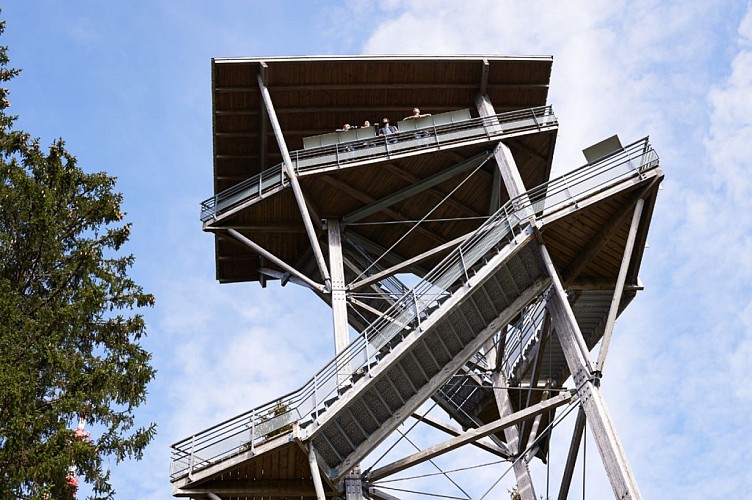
[328,219,351,383]
[476,94,535,222]
[309,445,327,500]
[491,369,537,500]
[595,198,645,373]
[257,70,331,289]
[485,336,537,500]
[557,407,587,500]
[540,244,642,500]
[368,393,573,482]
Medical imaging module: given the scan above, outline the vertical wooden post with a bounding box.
[328,219,351,384]
[476,94,535,222]
[485,336,537,500]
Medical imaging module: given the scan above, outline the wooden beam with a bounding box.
[410,412,511,458]
[491,369,537,500]
[328,219,352,383]
[557,407,587,500]
[349,234,465,292]
[343,152,490,224]
[309,445,327,500]
[479,59,490,96]
[257,73,331,288]
[595,198,644,373]
[320,175,447,247]
[226,228,325,293]
[259,62,269,173]
[541,243,642,499]
[369,392,573,481]
[475,95,531,213]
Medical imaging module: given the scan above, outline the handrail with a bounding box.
[171,136,659,480]
[200,106,558,222]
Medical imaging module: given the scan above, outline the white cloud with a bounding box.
[355,1,752,498]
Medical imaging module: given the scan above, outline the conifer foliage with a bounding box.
[0,20,156,499]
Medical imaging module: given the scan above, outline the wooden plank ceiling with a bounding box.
[208,56,557,285]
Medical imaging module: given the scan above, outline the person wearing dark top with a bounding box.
[378,117,397,135]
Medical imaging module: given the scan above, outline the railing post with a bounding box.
[188,434,195,479]
[458,246,470,284]
[364,334,371,376]
[413,290,421,330]
[531,107,540,129]
[313,374,318,422]
[251,409,256,454]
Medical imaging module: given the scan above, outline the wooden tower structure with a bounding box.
[170,55,663,499]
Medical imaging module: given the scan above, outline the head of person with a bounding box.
[343,123,351,130]
[363,120,371,127]
[412,107,421,117]
[382,117,390,125]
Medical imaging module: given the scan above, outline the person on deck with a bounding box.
[404,107,432,138]
[403,107,431,120]
[378,117,397,135]
[378,118,398,144]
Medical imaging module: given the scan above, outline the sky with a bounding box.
[3,1,752,498]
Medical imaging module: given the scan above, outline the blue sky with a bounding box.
[4,1,752,498]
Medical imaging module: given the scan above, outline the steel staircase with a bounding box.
[308,232,550,478]
[171,137,660,484]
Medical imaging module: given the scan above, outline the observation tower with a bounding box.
[170,55,663,499]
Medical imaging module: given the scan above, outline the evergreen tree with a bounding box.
[0,20,156,499]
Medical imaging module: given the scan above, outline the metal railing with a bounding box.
[200,106,558,222]
[171,136,659,480]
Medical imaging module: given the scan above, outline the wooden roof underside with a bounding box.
[210,131,558,284]
[173,441,338,499]
[209,55,555,286]
[212,55,553,191]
